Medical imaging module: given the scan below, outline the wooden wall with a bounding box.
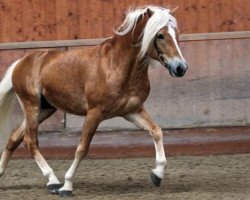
[0,0,249,131]
[0,0,250,43]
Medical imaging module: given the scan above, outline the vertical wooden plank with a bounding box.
[0,1,3,42]
[22,0,34,41]
[55,0,69,40]
[234,0,250,31]
[208,0,222,32]
[173,0,186,33]
[126,0,135,8]
[44,0,57,40]
[197,0,209,33]
[31,0,46,41]
[179,0,187,33]
[102,0,115,37]
[166,0,182,9]
[1,0,12,42]
[185,0,198,33]
[10,0,24,42]
[135,0,149,7]
[113,0,127,29]
[90,0,103,38]
[79,0,91,39]
[67,0,80,39]
[233,0,244,31]
[244,0,250,30]
[220,0,234,32]
[160,0,179,8]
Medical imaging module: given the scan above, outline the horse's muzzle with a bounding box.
[168,62,187,77]
[164,58,187,78]
[159,55,187,77]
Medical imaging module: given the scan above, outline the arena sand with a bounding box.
[0,154,250,200]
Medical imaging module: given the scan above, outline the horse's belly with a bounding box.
[42,87,88,116]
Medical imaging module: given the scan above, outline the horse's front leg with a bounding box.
[58,109,103,197]
[124,106,166,187]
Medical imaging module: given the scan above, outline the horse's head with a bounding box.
[148,25,188,77]
[115,6,188,77]
[141,6,188,77]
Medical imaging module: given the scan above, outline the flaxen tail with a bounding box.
[0,60,19,153]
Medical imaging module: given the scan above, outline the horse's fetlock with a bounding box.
[158,158,167,165]
[43,168,53,178]
[65,172,73,182]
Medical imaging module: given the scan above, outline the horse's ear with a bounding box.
[170,6,179,15]
[145,8,153,17]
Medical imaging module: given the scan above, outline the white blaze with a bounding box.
[168,26,186,63]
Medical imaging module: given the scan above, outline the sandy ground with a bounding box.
[0,154,250,200]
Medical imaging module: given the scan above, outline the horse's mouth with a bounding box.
[159,55,187,77]
[163,63,175,77]
[169,68,176,77]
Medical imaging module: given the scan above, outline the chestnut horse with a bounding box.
[0,5,187,197]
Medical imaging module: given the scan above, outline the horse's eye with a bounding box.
[157,34,164,40]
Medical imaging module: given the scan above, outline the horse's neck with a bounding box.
[107,13,150,80]
[114,33,147,65]
[110,37,149,81]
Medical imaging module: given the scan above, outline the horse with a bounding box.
[0,5,187,197]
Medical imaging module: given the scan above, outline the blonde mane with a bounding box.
[115,5,177,58]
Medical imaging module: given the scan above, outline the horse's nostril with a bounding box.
[176,66,184,75]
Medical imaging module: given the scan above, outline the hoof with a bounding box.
[48,183,63,194]
[59,190,73,197]
[150,172,162,187]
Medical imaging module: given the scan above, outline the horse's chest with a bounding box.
[109,91,147,116]
[116,86,149,113]
[124,96,141,111]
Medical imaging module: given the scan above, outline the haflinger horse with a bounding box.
[0,5,187,197]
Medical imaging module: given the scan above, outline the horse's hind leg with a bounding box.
[21,103,62,192]
[0,107,57,180]
[124,106,166,187]
[0,121,25,176]
[0,93,61,191]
